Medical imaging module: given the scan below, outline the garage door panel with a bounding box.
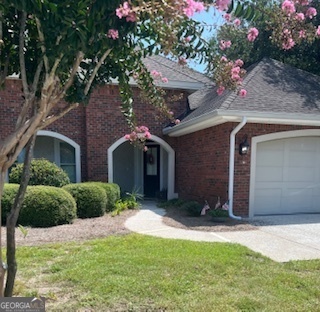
[256,150,284,167]
[254,188,282,215]
[287,151,315,167]
[287,137,317,151]
[256,167,283,182]
[285,167,315,182]
[253,136,320,215]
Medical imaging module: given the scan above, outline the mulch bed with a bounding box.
[162,206,258,232]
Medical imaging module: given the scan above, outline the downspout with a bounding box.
[228,116,247,220]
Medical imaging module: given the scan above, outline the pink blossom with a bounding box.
[219,40,232,50]
[124,134,131,140]
[282,38,295,50]
[235,59,244,67]
[316,26,320,37]
[143,146,148,152]
[107,29,119,40]
[281,0,296,15]
[126,12,136,22]
[116,2,131,19]
[220,56,228,62]
[144,131,151,139]
[216,0,231,11]
[224,13,231,22]
[161,77,169,83]
[151,70,161,78]
[175,119,181,125]
[183,0,205,17]
[299,30,306,38]
[184,36,191,43]
[295,12,305,21]
[306,7,317,19]
[233,18,241,26]
[178,57,187,66]
[217,86,225,96]
[231,73,240,81]
[238,89,247,97]
[296,0,310,5]
[231,66,241,75]
[247,27,259,42]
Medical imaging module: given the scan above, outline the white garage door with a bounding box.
[254,137,320,215]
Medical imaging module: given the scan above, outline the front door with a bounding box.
[144,145,160,197]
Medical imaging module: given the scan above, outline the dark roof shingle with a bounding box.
[182,58,320,123]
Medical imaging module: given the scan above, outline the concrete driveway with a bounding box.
[125,202,320,262]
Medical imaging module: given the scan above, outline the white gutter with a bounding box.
[228,116,247,220]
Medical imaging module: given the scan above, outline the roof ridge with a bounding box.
[219,59,264,111]
[146,55,211,85]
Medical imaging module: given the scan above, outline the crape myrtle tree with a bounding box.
[0,0,210,297]
[207,0,320,76]
[0,0,318,297]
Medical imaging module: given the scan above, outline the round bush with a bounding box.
[1,184,20,225]
[9,158,70,187]
[63,183,107,218]
[85,182,120,212]
[19,186,77,227]
[182,201,202,217]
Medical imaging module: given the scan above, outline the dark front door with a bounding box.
[144,145,160,197]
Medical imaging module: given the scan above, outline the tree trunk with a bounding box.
[5,134,36,297]
[0,167,7,297]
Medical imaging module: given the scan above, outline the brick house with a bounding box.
[2,57,320,217]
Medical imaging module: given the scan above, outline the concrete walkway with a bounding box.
[125,201,320,262]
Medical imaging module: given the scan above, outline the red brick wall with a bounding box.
[170,123,320,216]
[85,85,188,181]
[1,80,188,183]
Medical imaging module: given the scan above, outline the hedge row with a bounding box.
[9,158,70,187]
[1,182,121,227]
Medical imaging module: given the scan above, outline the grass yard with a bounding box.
[14,234,320,311]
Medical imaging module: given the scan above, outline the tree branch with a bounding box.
[61,51,85,96]
[84,49,112,95]
[19,11,29,96]
[35,17,49,76]
[41,102,79,128]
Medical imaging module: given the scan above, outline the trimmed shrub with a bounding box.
[63,183,107,218]
[86,182,120,212]
[1,184,20,224]
[9,158,70,187]
[104,183,120,211]
[19,186,77,227]
[182,201,202,217]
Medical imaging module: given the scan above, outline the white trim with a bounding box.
[228,117,246,220]
[108,135,177,200]
[164,110,320,137]
[249,129,320,217]
[37,130,81,183]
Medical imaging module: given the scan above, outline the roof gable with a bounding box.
[164,58,320,136]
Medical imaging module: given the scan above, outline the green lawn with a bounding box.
[15,234,320,311]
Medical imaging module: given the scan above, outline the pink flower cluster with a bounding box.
[125,126,151,143]
[107,29,119,40]
[215,0,231,11]
[247,27,259,42]
[219,40,232,50]
[183,0,205,17]
[216,57,246,97]
[116,1,136,22]
[282,0,317,19]
[150,70,169,84]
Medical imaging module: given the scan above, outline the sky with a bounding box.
[188,7,225,73]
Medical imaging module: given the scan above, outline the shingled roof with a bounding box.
[143,55,212,90]
[164,58,320,136]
